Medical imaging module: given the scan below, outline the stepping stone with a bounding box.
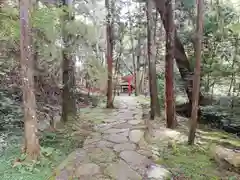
[104,128,129,134]
[129,129,144,143]
[57,149,90,171]
[104,160,141,180]
[117,131,129,137]
[96,140,115,148]
[75,163,101,177]
[113,143,136,152]
[128,120,142,125]
[87,147,117,163]
[89,175,112,180]
[84,133,102,145]
[103,134,129,143]
[83,144,96,150]
[114,123,133,129]
[98,121,127,131]
[120,150,151,175]
[137,149,152,158]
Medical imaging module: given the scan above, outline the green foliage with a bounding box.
[181,0,195,9]
[158,143,220,179]
[0,7,19,42]
[0,90,23,128]
[0,131,83,180]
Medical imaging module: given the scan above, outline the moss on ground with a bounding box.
[155,142,240,180]
[0,125,84,180]
[0,104,115,180]
[197,130,240,148]
[136,95,150,104]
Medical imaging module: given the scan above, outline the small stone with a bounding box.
[103,134,128,143]
[113,143,136,152]
[146,164,171,179]
[129,130,144,143]
[75,163,101,177]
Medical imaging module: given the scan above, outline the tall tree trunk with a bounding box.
[135,4,143,96]
[146,0,159,119]
[106,0,114,108]
[228,37,238,96]
[61,0,77,122]
[136,38,141,96]
[165,0,176,128]
[113,28,124,97]
[153,9,161,117]
[20,0,40,159]
[128,5,137,96]
[188,0,203,145]
[153,0,204,105]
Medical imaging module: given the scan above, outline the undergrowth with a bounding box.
[0,130,83,180]
[156,143,239,180]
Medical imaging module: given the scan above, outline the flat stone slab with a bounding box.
[104,160,142,180]
[103,133,129,143]
[96,140,115,148]
[113,142,136,152]
[120,150,152,175]
[56,149,89,171]
[84,133,102,146]
[52,96,171,180]
[104,128,129,134]
[117,131,129,137]
[137,149,153,158]
[97,121,127,131]
[129,129,144,143]
[128,120,142,125]
[87,147,117,163]
[75,163,101,177]
[114,123,133,129]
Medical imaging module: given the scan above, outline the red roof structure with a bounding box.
[121,74,135,82]
[121,74,135,89]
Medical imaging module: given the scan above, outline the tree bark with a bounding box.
[136,38,141,96]
[146,0,159,119]
[20,0,40,159]
[188,0,203,145]
[128,6,137,96]
[106,0,114,108]
[61,0,77,122]
[135,4,143,95]
[165,0,176,129]
[153,0,204,105]
[153,9,161,117]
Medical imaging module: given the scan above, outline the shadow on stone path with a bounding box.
[51,95,171,180]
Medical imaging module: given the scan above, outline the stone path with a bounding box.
[53,95,171,180]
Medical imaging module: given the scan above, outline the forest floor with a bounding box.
[49,95,239,180]
[1,95,239,180]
